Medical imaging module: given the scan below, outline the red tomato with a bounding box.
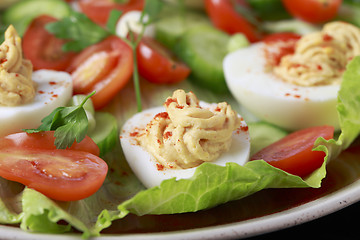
[0,148,107,201]
[137,36,191,84]
[22,15,77,71]
[1,131,100,156]
[78,0,144,25]
[282,0,342,23]
[251,126,334,177]
[68,36,133,109]
[204,0,262,42]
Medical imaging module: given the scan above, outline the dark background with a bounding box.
[247,200,359,239]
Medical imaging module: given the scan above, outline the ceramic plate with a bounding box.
[1,147,360,239]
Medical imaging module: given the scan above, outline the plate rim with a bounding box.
[2,178,360,240]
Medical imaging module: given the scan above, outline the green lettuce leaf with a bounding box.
[1,57,360,238]
[0,178,23,224]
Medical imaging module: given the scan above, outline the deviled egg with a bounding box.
[0,25,72,136]
[0,70,72,136]
[120,90,250,188]
[224,21,360,131]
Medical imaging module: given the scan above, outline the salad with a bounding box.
[1,0,360,238]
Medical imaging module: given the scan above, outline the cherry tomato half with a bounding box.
[0,147,107,201]
[204,0,262,42]
[251,126,334,177]
[68,36,133,109]
[137,36,191,84]
[1,131,100,156]
[78,0,144,25]
[22,15,77,71]
[282,0,342,23]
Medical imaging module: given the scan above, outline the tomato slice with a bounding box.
[22,15,77,71]
[0,148,107,201]
[71,50,120,94]
[1,131,100,156]
[68,36,133,109]
[282,0,342,23]
[78,0,144,25]
[251,126,334,177]
[137,36,191,84]
[204,0,262,42]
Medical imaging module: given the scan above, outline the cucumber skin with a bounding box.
[174,26,230,94]
[89,112,119,157]
[2,0,71,36]
[154,12,211,49]
[248,121,288,156]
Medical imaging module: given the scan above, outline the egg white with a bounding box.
[0,69,72,137]
[223,42,340,131]
[120,102,250,189]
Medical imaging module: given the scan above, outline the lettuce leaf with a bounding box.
[1,57,360,238]
[0,178,23,224]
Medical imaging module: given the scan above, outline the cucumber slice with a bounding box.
[89,112,119,157]
[154,11,211,49]
[227,33,250,53]
[248,121,288,156]
[68,94,95,116]
[174,25,230,93]
[2,0,72,36]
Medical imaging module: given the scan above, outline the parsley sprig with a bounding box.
[46,0,164,112]
[24,92,95,149]
[46,12,110,52]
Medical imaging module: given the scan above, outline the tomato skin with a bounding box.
[251,126,334,177]
[137,36,191,84]
[0,148,107,201]
[1,131,100,156]
[204,0,261,42]
[22,15,77,71]
[282,0,342,23]
[68,36,133,109]
[78,0,144,25]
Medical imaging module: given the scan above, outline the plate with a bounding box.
[1,146,360,239]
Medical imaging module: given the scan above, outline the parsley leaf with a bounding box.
[106,10,123,34]
[25,106,71,133]
[53,106,88,149]
[23,92,95,149]
[142,0,164,24]
[45,11,110,52]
